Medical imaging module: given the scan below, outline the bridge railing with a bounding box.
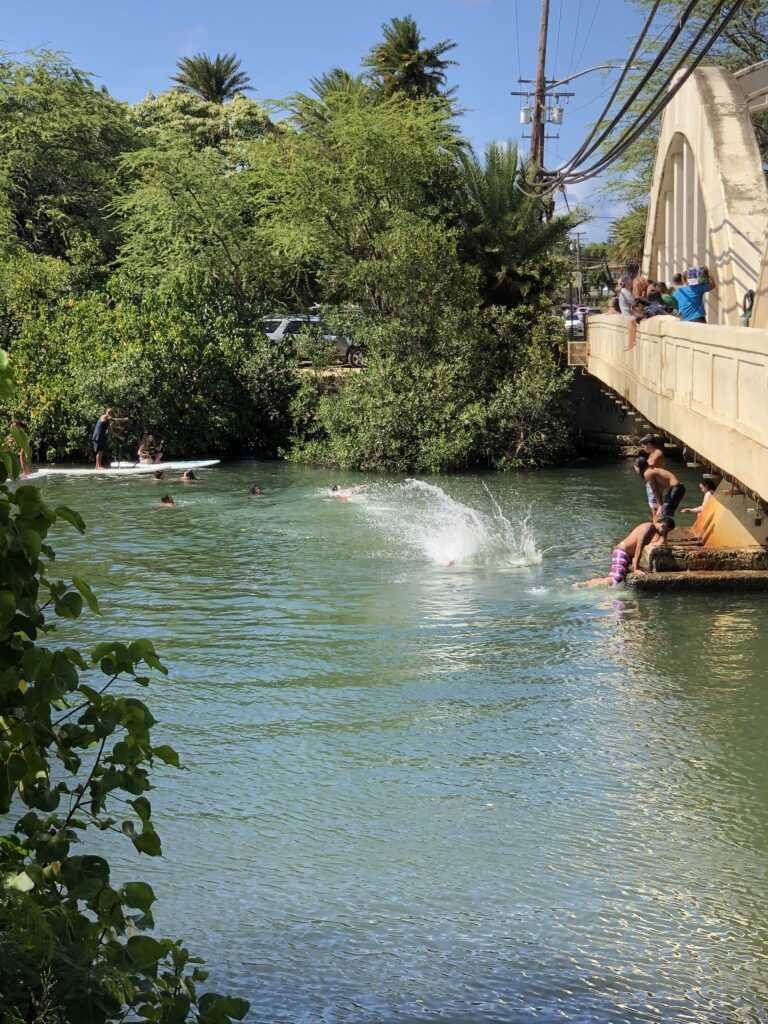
[585,315,768,502]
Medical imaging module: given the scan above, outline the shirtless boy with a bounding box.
[638,435,666,514]
[634,456,686,521]
[574,517,673,588]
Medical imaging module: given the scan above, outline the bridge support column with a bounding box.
[693,484,768,549]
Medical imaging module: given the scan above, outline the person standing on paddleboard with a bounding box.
[92,408,128,469]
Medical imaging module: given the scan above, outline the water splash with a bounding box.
[359,478,542,568]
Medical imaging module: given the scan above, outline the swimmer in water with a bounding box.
[574,517,673,588]
[330,484,366,501]
[154,470,165,482]
[159,494,175,508]
[181,470,201,482]
[249,484,263,495]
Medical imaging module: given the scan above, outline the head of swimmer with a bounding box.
[249,484,262,494]
[330,485,339,492]
[160,494,174,507]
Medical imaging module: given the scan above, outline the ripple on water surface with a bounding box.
[46,463,768,1023]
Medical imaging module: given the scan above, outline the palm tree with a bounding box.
[607,204,647,271]
[363,16,457,99]
[458,141,583,306]
[171,52,251,104]
[285,68,374,132]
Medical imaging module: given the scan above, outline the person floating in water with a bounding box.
[574,518,673,588]
[634,457,686,522]
[249,484,263,495]
[159,494,175,508]
[181,470,201,482]
[330,484,366,501]
[154,470,166,482]
[92,408,128,469]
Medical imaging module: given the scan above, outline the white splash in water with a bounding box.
[359,479,541,568]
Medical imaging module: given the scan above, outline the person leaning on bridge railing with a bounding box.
[624,295,674,351]
[674,265,718,324]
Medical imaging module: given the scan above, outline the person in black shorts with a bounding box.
[92,408,128,469]
[634,457,686,521]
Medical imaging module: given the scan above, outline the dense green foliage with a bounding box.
[0,354,248,1023]
[0,38,580,471]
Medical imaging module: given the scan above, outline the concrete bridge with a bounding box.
[572,63,768,550]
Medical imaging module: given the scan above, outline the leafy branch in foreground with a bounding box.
[0,351,247,1022]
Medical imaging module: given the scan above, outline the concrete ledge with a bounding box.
[648,544,768,572]
[629,570,768,592]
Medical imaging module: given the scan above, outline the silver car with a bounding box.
[261,315,364,367]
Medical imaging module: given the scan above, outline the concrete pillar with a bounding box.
[683,140,695,272]
[665,190,675,284]
[673,152,684,278]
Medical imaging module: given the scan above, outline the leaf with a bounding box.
[125,934,166,968]
[72,575,101,614]
[8,871,35,892]
[55,504,86,533]
[198,994,250,1023]
[122,881,156,913]
[132,828,162,857]
[152,744,180,768]
[54,590,83,620]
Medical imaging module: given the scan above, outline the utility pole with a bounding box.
[530,0,550,168]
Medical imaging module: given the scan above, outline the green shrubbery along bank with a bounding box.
[0,40,582,471]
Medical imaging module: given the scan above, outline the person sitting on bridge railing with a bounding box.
[625,296,673,350]
[618,275,635,317]
[674,264,717,323]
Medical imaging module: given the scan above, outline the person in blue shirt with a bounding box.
[674,265,717,323]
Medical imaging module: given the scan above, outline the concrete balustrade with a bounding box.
[587,315,768,503]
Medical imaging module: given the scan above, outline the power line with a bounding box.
[552,0,564,79]
[573,0,604,74]
[513,0,522,86]
[555,0,744,184]
[567,0,584,76]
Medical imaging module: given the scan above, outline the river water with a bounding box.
[44,461,768,1024]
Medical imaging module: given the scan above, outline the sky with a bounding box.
[2,0,648,241]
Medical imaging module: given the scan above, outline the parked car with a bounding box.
[260,314,364,367]
[563,316,585,338]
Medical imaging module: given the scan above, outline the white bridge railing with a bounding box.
[585,315,768,502]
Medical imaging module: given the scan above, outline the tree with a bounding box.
[363,16,457,99]
[607,203,647,271]
[0,51,137,264]
[457,141,583,306]
[171,52,251,104]
[131,89,273,149]
[0,351,249,1023]
[249,91,462,309]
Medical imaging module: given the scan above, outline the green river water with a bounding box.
[43,460,768,1024]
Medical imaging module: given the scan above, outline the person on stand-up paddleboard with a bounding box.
[92,408,128,469]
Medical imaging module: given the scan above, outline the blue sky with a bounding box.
[3,0,647,239]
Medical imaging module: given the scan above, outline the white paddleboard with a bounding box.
[10,470,48,482]
[43,460,220,477]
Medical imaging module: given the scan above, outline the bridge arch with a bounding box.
[643,66,768,326]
